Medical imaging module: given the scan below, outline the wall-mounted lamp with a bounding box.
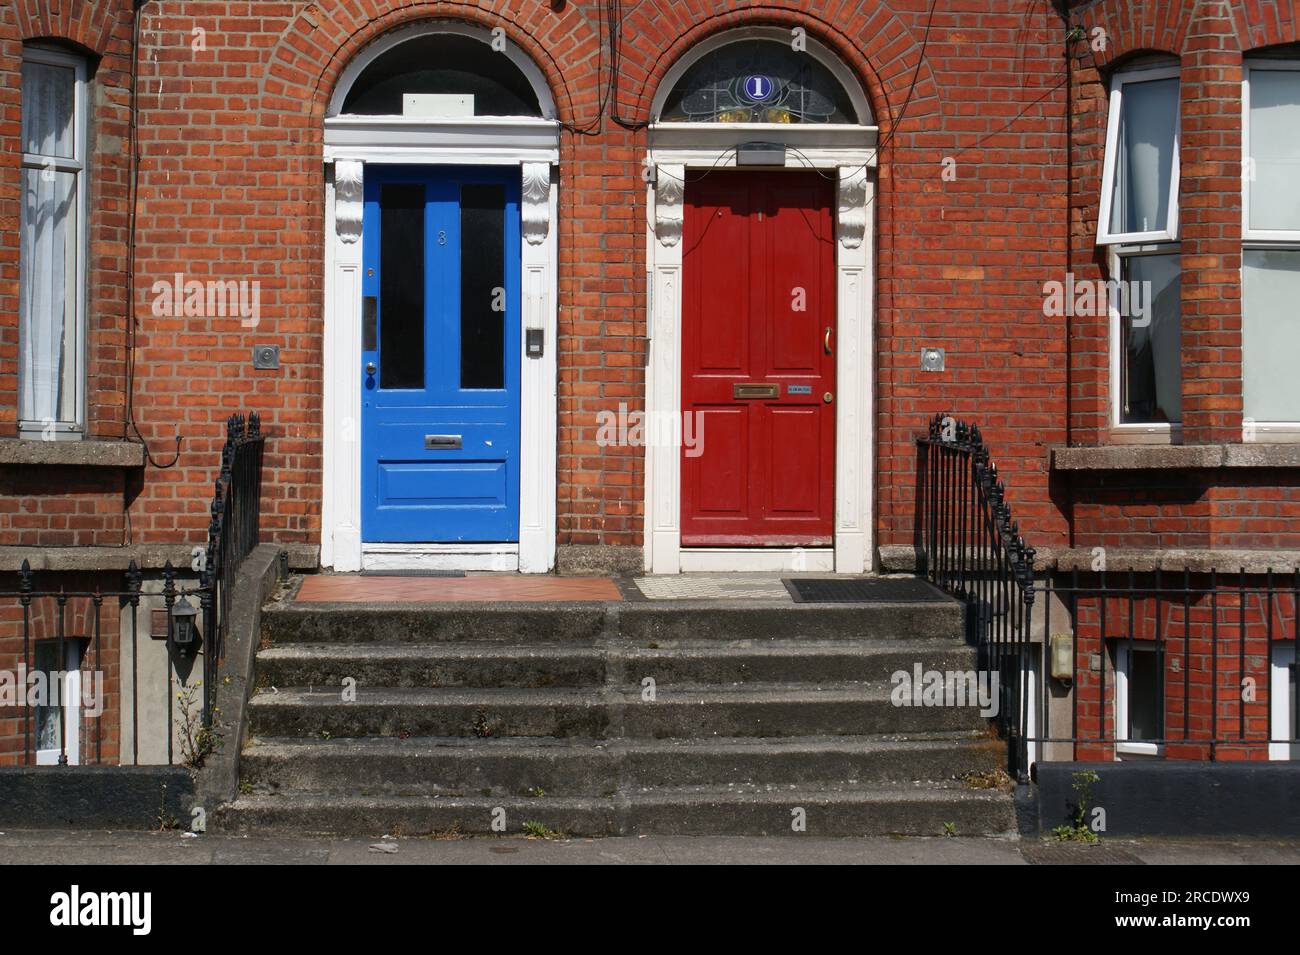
[1050,633,1074,682]
[171,596,199,655]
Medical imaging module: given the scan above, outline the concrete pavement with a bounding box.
[1,829,1298,864]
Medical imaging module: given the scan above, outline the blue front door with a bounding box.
[361,166,521,543]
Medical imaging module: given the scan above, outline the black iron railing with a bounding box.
[3,413,264,767]
[4,567,140,767]
[1026,568,1300,765]
[916,414,1036,776]
[917,414,1300,777]
[195,412,265,734]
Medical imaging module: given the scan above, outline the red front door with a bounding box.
[681,171,836,546]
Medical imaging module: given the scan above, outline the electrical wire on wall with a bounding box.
[1058,0,1080,454]
[121,0,181,546]
[124,0,181,472]
[607,0,648,131]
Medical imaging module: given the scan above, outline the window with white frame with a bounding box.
[1243,60,1300,434]
[1113,640,1164,757]
[19,46,87,438]
[1269,644,1298,760]
[33,637,85,765]
[1098,65,1183,432]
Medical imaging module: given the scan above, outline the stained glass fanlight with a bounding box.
[659,40,856,124]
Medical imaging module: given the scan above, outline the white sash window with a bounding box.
[19,47,87,437]
[1099,65,1183,438]
[1243,62,1300,436]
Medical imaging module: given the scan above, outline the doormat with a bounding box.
[359,569,467,578]
[782,577,951,604]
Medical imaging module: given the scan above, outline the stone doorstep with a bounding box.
[0,542,319,574]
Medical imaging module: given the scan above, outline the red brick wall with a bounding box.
[0,0,1293,561]
[0,0,1070,553]
[1068,470,1300,550]
[0,465,127,546]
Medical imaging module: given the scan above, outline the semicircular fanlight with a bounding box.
[661,40,856,124]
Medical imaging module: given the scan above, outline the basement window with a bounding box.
[1113,640,1164,758]
[1242,60,1300,437]
[33,638,86,765]
[19,46,88,438]
[1270,644,1299,760]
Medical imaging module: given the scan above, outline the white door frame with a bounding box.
[320,23,559,572]
[643,129,878,575]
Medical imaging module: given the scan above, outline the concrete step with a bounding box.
[261,600,964,646]
[240,732,1005,796]
[254,643,605,690]
[218,783,1016,837]
[246,683,991,739]
[252,640,979,690]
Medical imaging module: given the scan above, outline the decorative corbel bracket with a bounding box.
[655,163,685,247]
[836,164,868,250]
[522,162,552,246]
[335,159,363,244]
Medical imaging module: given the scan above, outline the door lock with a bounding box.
[365,361,377,376]
[823,392,833,404]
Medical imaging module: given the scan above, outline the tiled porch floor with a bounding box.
[294,574,624,603]
[291,571,904,604]
[289,572,878,604]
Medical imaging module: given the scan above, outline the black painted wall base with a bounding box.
[0,766,195,830]
[1032,761,1300,838]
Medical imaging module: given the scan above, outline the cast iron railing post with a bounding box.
[56,586,67,765]
[126,560,142,766]
[162,560,176,766]
[19,559,32,765]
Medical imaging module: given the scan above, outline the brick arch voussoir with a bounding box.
[621,2,940,137]
[14,0,123,57]
[259,0,600,126]
[1227,0,1300,53]
[1073,0,1192,71]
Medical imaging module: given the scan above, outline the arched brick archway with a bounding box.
[305,2,575,574]
[258,0,602,126]
[631,10,894,575]
[618,3,940,143]
[1069,0,1193,69]
[1227,0,1300,52]
[10,0,122,55]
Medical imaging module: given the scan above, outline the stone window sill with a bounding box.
[0,438,145,469]
[1050,444,1300,471]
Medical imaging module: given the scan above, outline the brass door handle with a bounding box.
[824,327,833,355]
